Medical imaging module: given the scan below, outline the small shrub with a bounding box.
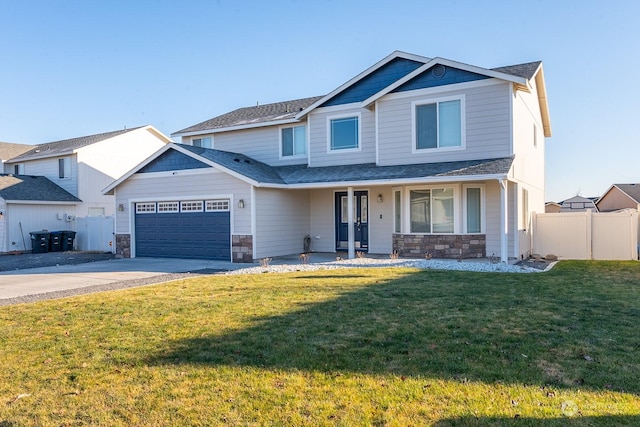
[260,257,272,268]
[356,251,366,259]
[389,250,399,260]
[299,253,310,264]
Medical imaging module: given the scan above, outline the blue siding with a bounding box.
[138,149,210,173]
[321,58,423,107]
[393,65,489,93]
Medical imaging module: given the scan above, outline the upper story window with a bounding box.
[58,157,71,179]
[281,125,306,158]
[192,137,212,148]
[328,114,360,151]
[413,96,464,151]
[13,164,24,175]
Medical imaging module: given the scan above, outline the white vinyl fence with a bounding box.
[74,216,115,253]
[532,210,639,260]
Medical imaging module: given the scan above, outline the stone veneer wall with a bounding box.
[115,234,131,258]
[393,234,486,259]
[232,235,253,263]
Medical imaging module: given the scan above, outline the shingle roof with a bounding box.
[275,157,514,185]
[179,144,513,185]
[8,127,144,162]
[172,57,541,136]
[0,174,82,202]
[172,96,323,135]
[491,61,541,80]
[0,142,33,161]
[615,184,640,203]
[179,145,286,184]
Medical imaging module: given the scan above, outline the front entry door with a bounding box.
[335,191,369,251]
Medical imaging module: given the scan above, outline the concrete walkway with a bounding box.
[0,257,240,300]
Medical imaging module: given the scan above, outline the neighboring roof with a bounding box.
[0,174,81,203]
[560,196,598,212]
[173,96,323,136]
[612,184,640,203]
[172,51,551,138]
[7,126,158,162]
[0,142,33,161]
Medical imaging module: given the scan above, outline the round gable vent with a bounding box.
[431,64,446,78]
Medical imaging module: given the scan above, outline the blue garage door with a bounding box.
[135,200,231,260]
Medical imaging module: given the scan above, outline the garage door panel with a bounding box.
[135,208,230,260]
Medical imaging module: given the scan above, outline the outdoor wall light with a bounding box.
[238,199,245,209]
[377,194,383,203]
[117,204,124,212]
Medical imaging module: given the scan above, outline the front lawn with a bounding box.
[1,261,639,425]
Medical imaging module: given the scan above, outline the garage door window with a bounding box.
[158,202,179,213]
[136,203,156,213]
[181,201,204,212]
[206,200,229,211]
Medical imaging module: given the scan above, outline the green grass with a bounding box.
[1,261,639,426]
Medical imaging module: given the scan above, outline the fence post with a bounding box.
[586,209,593,260]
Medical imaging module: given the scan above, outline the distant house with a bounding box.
[105,51,552,263]
[0,142,32,164]
[559,196,598,212]
[596,184,640,212]
[1,126,171,252]
[545,201,561,213]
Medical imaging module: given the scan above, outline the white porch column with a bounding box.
[347,186,355,259]
[499,179,509,263]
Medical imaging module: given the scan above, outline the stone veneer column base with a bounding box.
[232,235,253,263]
[393,234,486,259]
[115,234,131,258]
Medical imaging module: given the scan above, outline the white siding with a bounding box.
[254,188,310,258]
[309,189,336,252]
[377,81,512,166]
[76,127,168,217]
[113,169,252,236]
[308,105,376,167]
[3,203,78,252]
[16,155,79,196]
[366,185,394,254]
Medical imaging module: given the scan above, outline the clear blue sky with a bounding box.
[1,0,638,202]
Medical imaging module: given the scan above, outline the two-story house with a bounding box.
[105,51,551,263]
[1,125,171,252]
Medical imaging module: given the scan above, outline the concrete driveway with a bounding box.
[0,257,238,301]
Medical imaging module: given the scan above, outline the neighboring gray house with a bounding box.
[559,196,598,212]
[105,51,552,263]
[0,174,81,252]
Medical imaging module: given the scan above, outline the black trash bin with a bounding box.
[29,231,50,253]
[61,230,77,251]
[49,231,63,252]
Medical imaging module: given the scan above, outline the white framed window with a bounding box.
[136,202,156,213]
[413,96,465,152]
[393,189,402,233]
[463,185,485,234]
[409,186,456,234]
[192,137,212,148]
[328,113,361,152]
[158,202,179,213]
[13,164,24,175]
[180,201,204,212]
[206,200,229,211]
[58,157,71,179]
[280,125,306,158]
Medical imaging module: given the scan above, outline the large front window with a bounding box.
[415,98,463,150]
[281,125,306,157]
[329,115,359,150]
[410,188,454,233]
